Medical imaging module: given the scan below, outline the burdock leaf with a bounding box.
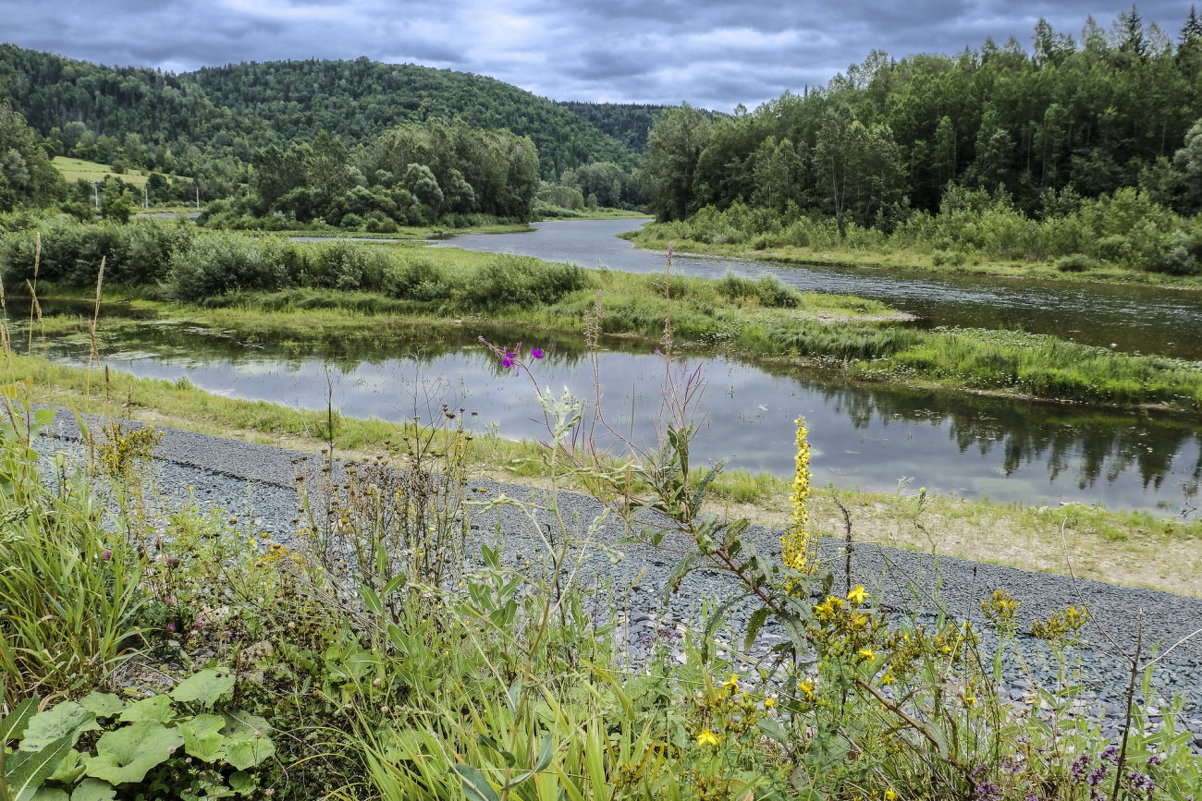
[84,722,183,785]
[170,669,235,707]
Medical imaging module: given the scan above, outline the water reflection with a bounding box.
[439,220,1202,360]
[33,317,1202,514]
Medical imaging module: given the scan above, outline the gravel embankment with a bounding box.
[32,410,1202,746]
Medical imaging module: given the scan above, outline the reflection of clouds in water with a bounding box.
[53,327,1202,515]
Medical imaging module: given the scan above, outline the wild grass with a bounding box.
[2,328,1201,798]
[51,156,151,188]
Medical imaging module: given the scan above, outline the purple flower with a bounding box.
[1101,744,1119,764]
[166,622,177,632]
[1071,754,1091,782]
[165,556,180,566]
[1127,771,1155,792]
[530,347,545,359]
[501,352,517,369]
[101,550,112,560]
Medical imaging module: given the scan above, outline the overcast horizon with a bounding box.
[1,2,1194,112]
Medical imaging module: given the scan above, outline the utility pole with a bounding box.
[92,181,99,208]
[143,183,149,210]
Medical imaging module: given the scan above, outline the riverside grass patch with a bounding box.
[7,351,1202,599]
[6,220,1202,411]
[5,351,1202,800]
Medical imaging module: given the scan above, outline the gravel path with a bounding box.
[32,409,1202,746]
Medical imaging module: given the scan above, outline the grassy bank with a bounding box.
[5,368,1200,800]
[624,226,1202,290]
[7,218,1202,411]
[56,274,1202,416]
[6,352,1202,598]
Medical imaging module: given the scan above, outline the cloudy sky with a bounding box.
[1,1,1192,111]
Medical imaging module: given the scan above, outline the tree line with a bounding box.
[640,9,1202,271]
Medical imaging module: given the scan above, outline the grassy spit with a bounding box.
[7,352,1201,599]
[623,228,1202,290]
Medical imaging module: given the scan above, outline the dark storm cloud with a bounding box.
[0,0,1193,110]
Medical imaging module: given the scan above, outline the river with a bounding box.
[34,317,1202,515]
[436,219,1202,360]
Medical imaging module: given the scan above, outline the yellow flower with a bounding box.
[763,696,776,709]
[799,679,815,698]
[722,673,739,691]
[696,728,720,747]
[847,585,869,604]
[780,417,816,587]
[881,672,895,686]
[885,790,898,801]
[858,648,876,662]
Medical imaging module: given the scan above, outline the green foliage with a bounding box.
[0,216,193,286]
[168,231,288,298]
[2,674,275,800]
[0,103,63,212]
[455,254,588,310]
[641,9,1202,261]
[0,395,145,704]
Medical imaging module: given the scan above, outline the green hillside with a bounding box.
[0,46,640,179]
[186,58,637,177]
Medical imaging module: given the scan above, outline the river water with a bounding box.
[437,219,1202,360]
[36,317,1202,515]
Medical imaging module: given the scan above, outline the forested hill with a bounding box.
[185,58,634,176]
[644,11,1202,224]
[0,44,275,168]
[0,46,639,178]
[556,102,676,152]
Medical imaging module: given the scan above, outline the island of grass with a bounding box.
[4,220,1202,413]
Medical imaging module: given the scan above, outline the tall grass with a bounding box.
[0,400,146,704]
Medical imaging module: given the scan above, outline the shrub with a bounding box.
[1055,253,1099,273]
[456,255,587,309]
[382,256,446,299]
[169,232,289,299]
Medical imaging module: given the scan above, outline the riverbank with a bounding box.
[40,274,1202,416]
[621,228,1202,291]
[10,397,1200,798]
[9,354,1202,597]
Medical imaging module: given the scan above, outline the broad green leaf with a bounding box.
[360,585,383,616]
[6,735,73,801]
[228,771,257,795]
[84,722,183,785]
[222,713,274,771]
[179,714,226,762]
[0,697,39,743]
[117,695,175,724]
[21,704,98,751]
[28,789,68,801]
[454,764,500,801]
[756,716,789,746]
[47,749,85,783]
[33,409,56,428]
[224,734,275,771]
[170,669,235,707]
[70,779,116,801]
[77,694,125,720]
[744,607,770,651]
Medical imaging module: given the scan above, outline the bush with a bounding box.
[382,256,446,299]
[456,255,588,309]
[169,232,289,299]
[715,272,799,307]
[1055,253,1099,273]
